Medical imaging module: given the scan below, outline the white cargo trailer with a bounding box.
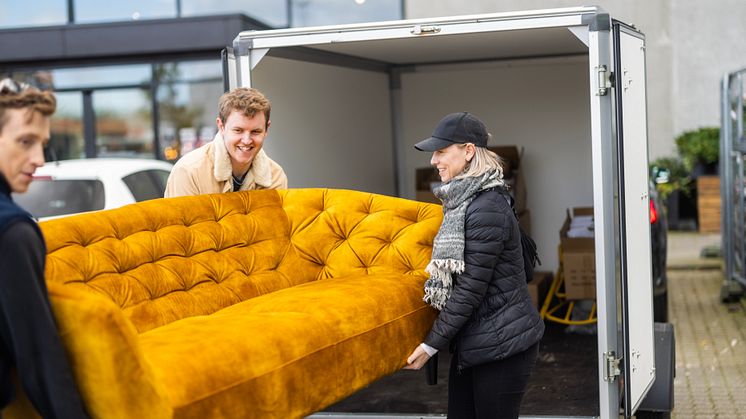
[223,6,671,418]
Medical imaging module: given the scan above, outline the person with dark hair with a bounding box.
[0,78,89,418]
[404,112,544,419]
[165,87,287,197]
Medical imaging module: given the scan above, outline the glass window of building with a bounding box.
[181,0,288,27]
[74,0,176,24]
[154,61,223,161]
[50,92,85,160]
[162,60,222,82]
[50,65,152,90]
[93,89,154,158]
[0,0,67,29]
[291,0,401,27]
[0,70,54,92]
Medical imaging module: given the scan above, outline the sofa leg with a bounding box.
[425,353,438,385]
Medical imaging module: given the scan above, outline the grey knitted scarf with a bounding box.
[423,170,503,310]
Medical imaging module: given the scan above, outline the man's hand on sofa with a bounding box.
[404,344,432,370]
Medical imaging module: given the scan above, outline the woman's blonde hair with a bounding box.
[455,136,505,182]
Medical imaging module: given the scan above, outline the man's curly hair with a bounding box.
[218,87,270,128]
[0,82,56,134]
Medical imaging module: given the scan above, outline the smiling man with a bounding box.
[165,87,287,197]
[0,79,89,417]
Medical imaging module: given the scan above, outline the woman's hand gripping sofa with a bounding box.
[6,188,442,419]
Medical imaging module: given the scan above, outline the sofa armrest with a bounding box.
[46,282,172,419]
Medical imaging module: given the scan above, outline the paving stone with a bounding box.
[669,266,746,418]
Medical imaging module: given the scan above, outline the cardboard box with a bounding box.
[415,167,440,192]
[560,207,596,300]
[527,270,552,308]
[415,167,440,203]
[415,190,440,204]
[489,146,526,213]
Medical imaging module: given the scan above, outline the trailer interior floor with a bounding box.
[322,321,599,416]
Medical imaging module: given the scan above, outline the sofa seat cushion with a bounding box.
[139,272,437,419]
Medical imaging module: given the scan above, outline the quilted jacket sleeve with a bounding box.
[424,192,509,350]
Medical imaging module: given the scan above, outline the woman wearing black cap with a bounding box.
[404,112,544,419]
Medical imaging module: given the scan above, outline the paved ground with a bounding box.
[667,231,722,270]
[667,232,746,418]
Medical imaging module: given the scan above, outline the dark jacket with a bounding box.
[0,177,38,238]
[424,187,544,370]
[0,174,90,418]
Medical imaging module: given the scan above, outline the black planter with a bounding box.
[665,189,698,231]
[692,161,719,178]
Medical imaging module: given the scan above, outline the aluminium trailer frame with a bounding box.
[225,7,660,418]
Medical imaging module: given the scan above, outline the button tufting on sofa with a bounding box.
[16,188,443,419]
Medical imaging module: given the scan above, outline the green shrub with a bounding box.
[674,127,720,172]
[650,156,693,200]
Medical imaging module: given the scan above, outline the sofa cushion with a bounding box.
[42,190,297,332]
[138,272,437,419]
[277,189,439,281]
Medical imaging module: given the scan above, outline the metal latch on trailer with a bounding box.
[603,351,621,382]
[596,65,614,96]
[411,24,441,35]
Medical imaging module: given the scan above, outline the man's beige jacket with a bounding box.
[165,132,287,198]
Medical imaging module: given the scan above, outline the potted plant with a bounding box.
[675,127,720,176]
[672,127,721,232]
[650,156,696,230]
[650,157,693,201]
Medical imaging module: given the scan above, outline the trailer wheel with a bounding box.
[653,290,668,323]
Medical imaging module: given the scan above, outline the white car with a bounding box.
[14,158,173,221]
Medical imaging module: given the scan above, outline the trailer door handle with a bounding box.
[411,25,441,35]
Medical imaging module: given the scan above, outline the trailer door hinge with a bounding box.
[603,351,622,382]
[596,65,613,96]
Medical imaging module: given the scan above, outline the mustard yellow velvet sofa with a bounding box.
[5,188,441,419]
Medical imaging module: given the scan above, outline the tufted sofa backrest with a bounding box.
[41,188,441,333]
[278,189,441,281]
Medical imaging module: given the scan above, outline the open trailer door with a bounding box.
[612,21,656,417]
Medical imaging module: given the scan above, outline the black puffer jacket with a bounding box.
[424,187,544,370]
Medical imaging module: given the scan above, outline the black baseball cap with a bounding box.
[414,112,489,151]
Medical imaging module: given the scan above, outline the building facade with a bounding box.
[0,0,403,162]
[3,1,744,162]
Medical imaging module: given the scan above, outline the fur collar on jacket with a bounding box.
[211,132,273,190]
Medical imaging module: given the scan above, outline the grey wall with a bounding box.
[400,57,593,271]
[405,0,746,160]
[251,53,593,272]
[253,56,396,195]
[671,0,746,140]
